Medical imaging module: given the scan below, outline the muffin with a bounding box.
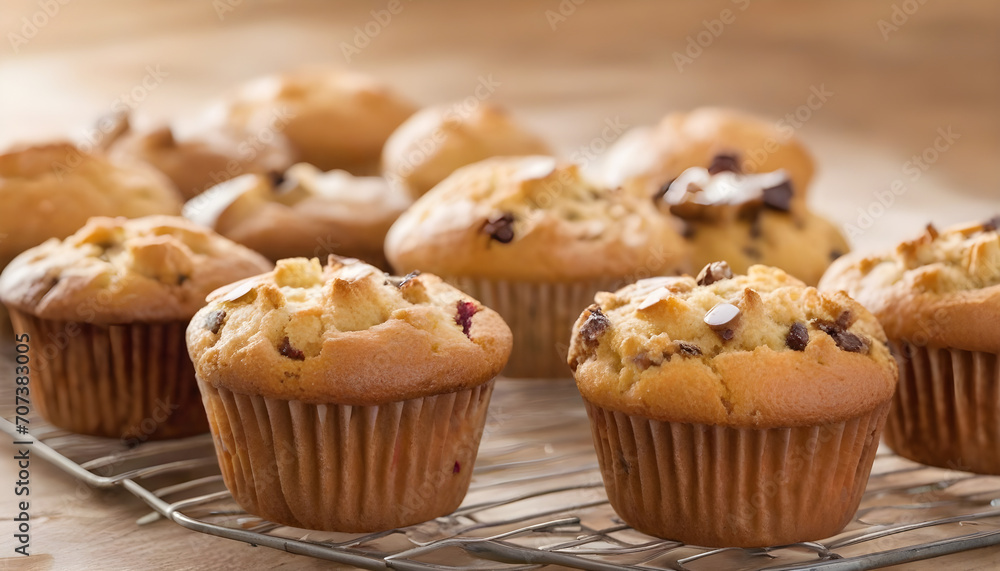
[596,107,815,203]
[184,163,410,269]
[385,155,689,378]
[655,165,849,285]
[186,256,511,532]
[0,142,182,272]
[0,216,272,440]
[206,68,417,173]
[382,102,551,198]
[820,218,1000,474]
[569,263,897,547]
[109,117,298,200]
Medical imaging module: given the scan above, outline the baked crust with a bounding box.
[0,143,182,269]
[569,264,897,427]
[186,257,513,405]
[381,102,551,198]
[110,122,298,200]
[597,107,815,202]
[207,68,416,173]
[185,163,410,267]
[0,215,272,323]
[819,219,1000,352]
[385,156,690,281]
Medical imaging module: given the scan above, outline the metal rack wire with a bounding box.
[5,349,1000,569]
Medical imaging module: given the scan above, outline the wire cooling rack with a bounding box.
[4,346,1000,570]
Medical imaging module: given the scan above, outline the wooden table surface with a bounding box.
[1,1,998,569]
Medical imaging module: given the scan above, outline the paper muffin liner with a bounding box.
[197,377,495,532]
[7,309,207,441]
[884,341,1000,474]
[446,277,621,379]
[584,399,891,548]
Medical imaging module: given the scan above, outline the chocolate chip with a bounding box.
[830,249,844,261]
[814,320,870,354]
[674,341,702,357]
[748,211,763,238]
[762,181,793,212]
[267,170,286,187]
[580,305,611,348]
[704,303,741,340]
[482,212,515,243]
[708,153,742,175]
[696,261,733,286]
[453,461,461,474]
[632,353,654,371]
[203,310,226,335]
[926,223,939,240]
[786,322,808,351]
[681,221,696,239]
[836,310,854,329]
[455,300,478,337]
[743,245,762,260]
[397,270,421,288]
[176,274,189,285]
[984,216,1000,231]
[278,337,305,360]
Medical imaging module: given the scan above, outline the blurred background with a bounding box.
[1,0,997,250]
[0,1,997,567]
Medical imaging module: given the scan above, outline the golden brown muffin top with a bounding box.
[186,257,513,405]
[184,163,411,262]
[0,215,272,324]
[381,102,552,198]
[0,142,183,269]
[569,263,897,428]
[819,218,1000,352]
[385,156,690,282]
[597,107,815,203]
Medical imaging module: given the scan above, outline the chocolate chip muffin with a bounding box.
[187,256,511,532]
[109,117,298,200]
[382,102,551,198]
[596,107,815,203]
[207,68,417,174]
[655,165,849,285]
[0,216,271,440]
[570,263,897,547]
[385,155,689,377]
[185,163,409,269]
[820,218,1000,474]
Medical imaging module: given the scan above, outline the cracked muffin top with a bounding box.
[0,142,183,270]
[569,262,897,428]
[819,218,1000,352]
[0,215,272,323]
[385,156,690,282]
[596,107,815,204]
[381,102,551,198]
[184,163,411,267]
[186,257,513,405]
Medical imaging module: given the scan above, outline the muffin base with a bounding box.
[446,277,621,379]
[8,309,207,441]
[584,399,890,547]
[884,341,1000,474]
[198,377,495,532]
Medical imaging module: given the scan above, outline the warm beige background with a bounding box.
[1,0,998,569]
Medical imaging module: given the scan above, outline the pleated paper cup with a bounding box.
[884,341,1000,474]
[8,309,207,441]
[446,277,621,379]
[584,399,891,548]
[198,377,495,532]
